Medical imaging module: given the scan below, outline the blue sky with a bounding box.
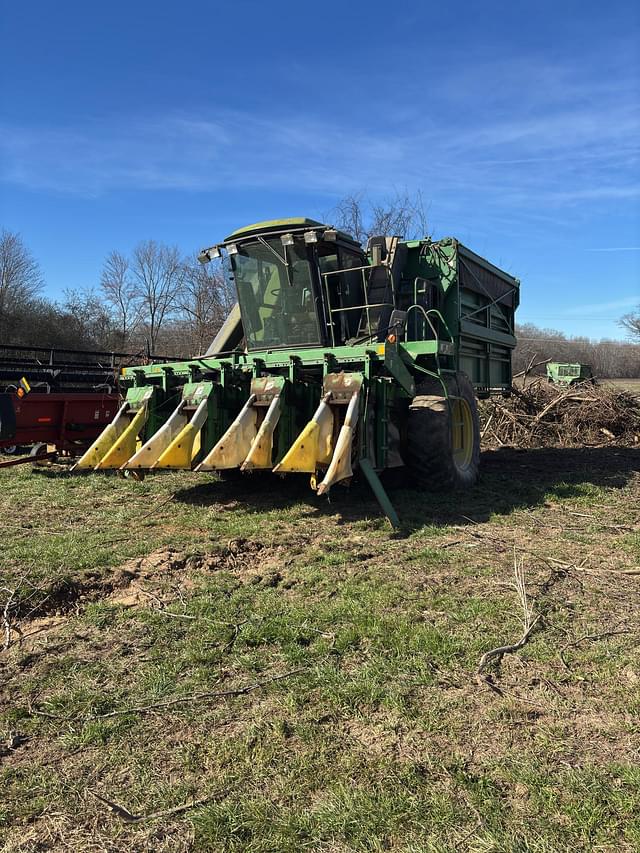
[1,0,639,339]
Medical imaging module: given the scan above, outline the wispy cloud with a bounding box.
[1,57,638,218]
[564,296,639,316]
[587,247,640,252]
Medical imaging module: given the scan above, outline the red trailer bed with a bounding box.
[0,391,120,453]
[0,342,177,464]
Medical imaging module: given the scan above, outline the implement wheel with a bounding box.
[406,372,480,489]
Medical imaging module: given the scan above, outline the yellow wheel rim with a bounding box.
[451,398,474,472]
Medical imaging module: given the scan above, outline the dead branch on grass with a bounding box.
[27,667,306,722]
[440,763,484,846]
[1,585,18,650]
[450,525,639,579]
[0,579,47,649]
[476,551,542,677]
[94,666,306,718]
[88,789,213,823]
[132,591,299,655]
[135,492,176,523]
[558,628,633,672]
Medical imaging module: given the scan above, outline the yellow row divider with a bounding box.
[273,393,334,474]
[196,394,258,471]
[124,402,188,470]
[316,390,360,495]
[153,397,209,469]
[94,405,149,470]
[242,394,282,470]
[71,401,130,471]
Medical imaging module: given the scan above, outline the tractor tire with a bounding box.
[406,371,480,489]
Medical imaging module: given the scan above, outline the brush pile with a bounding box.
[479,380,640,449]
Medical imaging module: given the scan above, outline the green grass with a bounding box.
[602,378,640,393]
[1,447,639,851]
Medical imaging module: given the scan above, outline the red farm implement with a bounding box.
[0,391,121,464]
[0,344,175,467]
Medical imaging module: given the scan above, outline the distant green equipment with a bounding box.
[546,362,595,387]
[72,217,521,526]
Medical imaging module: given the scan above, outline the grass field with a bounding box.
[1,448,639,852]
[602,378,640,394]
[513,377,640,395]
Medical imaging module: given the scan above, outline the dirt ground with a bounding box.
[1,446,639,851]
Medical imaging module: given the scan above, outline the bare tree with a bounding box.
[329,193,368,244]
[130,241,185,353]
[61,288,119,350]
[179,258,235,355]
[369,190,429,241]
[100,251,140,349]
[620,307,640,341]
[327,190,429,245]
[513,322,640,379]
[0,229,44,338]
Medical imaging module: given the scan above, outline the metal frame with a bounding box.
[319,262,396,347]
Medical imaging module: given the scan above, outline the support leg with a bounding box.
[358,458,400,529]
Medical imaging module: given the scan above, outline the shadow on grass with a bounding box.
[171,446,640,534]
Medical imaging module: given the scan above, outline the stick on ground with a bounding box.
[476,551,541,676]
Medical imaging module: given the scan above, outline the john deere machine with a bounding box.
[72,218,520,526]
[546,362,595,387]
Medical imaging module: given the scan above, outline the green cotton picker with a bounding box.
[72,218,520,526]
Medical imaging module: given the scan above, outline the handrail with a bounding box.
[321,262,396,345]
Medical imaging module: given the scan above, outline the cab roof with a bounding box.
[224,217,361,248]
[225,218,325,240]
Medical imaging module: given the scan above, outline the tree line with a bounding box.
[0,193,431,357]
[512,323,640,379]
[0,229,234,357]
[2,199,639,376]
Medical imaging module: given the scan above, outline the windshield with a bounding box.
[559,365,580,377]
[230,238,321,350]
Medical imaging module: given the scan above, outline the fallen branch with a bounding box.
[559,628,633,672]
[96,667,306,718]
[136,492,176,523]
[1,585,24,651]
[513,356,551,381]
[142,596,256,651]
[450,525,639,578]
[2,587,16,650]
[88,788,213,823]
[530,390,573,426]
[476,615,542,675]
[476,551,542,677]
[480,412,494,439]
[441,763,484,846]
[28,667,306,722]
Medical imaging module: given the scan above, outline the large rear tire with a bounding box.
[406,372,480,489]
